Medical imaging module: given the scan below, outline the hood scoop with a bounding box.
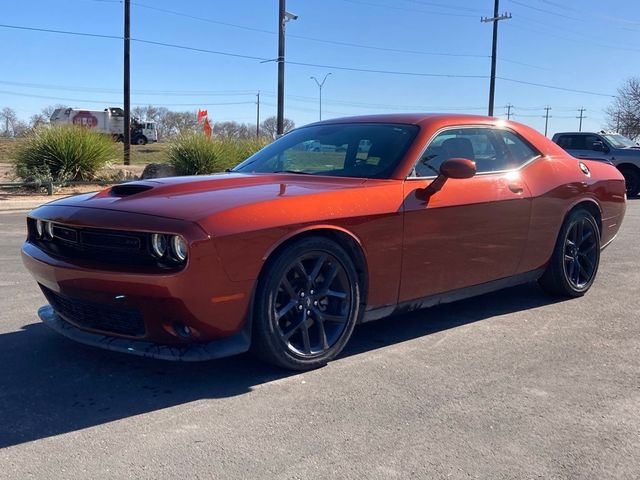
[110,183,154,197]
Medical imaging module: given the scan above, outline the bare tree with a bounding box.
[0,107,18,137]
[162,110,199,137]
[213,121,256,139]
[260,116,295,140]
[30,104,66,128]
[606,77,640,139]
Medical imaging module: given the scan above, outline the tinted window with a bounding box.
[556,135,586,150]
[497,130,539,168]
[414,127,539,176]
[583,135,602,150]
[234,123,419,179]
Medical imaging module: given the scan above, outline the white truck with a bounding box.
[50,107,158,145]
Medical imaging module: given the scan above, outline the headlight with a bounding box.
[44,221,54,239]
[150,233,167,257]
[35,219,44,238]
[170,235,188,262]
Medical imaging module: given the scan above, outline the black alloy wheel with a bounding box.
[252,237,362,370]
[620,166,640,197]
[539,208,601,297]
[562,217,598,290]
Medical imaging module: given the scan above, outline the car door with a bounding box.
[558,134,612,162]
[399,126,537,303]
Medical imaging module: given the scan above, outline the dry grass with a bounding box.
[0,137,171,166]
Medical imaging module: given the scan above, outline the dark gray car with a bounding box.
[552,131,640,197]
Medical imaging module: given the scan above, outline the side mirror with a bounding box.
[439,157,477,179]
[422,158,476,198]
[592,141,605,152]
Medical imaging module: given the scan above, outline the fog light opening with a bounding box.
[173,321,192,339]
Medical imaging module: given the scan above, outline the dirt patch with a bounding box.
[0,162,148,200]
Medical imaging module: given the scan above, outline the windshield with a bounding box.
[233,123,419,179]
[602,133,637,148]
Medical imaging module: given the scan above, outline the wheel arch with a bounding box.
[259,226,369,305]
[566,199,602,236]
[617,162,640,173]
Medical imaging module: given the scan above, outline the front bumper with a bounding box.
[39,305,251,361]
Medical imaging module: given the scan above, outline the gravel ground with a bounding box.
[0,201,638,479]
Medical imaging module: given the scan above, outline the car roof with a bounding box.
[306,113,502,127]
[553,132,598,136]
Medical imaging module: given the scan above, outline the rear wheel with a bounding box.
[619,166,640,197]
[538,208,600,297]
[252,237,361,370]
[133,135,148,145]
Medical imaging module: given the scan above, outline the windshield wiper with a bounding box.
[274,170,313,175]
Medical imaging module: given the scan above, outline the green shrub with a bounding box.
[169,135,269,175]
[16,126,114,182]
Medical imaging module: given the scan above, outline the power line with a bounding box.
[0,23,618,97]
[339,0,477,17]
[134,1,488,59]
[497,77,614,97]
[286,60,486,78]
[0,89,256,107]
[399,0,485,14]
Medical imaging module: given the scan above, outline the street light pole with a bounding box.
[310,73,332,121]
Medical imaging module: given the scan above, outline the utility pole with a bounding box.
[276,0,285,137]
[481,1,511,117]
[256,91,260,138]
[577,107,586,132]
[310,73,332,121]
[276,2,297,136]
[123,0,131,165]
[506,103,513,120]
[543,106,552,137]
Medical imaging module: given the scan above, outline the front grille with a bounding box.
[41,285,146,337]
[27,219,180,270]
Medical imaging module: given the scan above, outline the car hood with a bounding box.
[46,173,378,223]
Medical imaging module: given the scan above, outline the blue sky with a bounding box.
[1,0,638,135]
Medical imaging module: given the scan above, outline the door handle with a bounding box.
[508,183,524,194]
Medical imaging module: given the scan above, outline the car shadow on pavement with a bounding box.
[0,282,563,448]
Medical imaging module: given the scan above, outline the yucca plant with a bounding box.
[168,133,221,176]
[16,125,114,182]
[169,135,270,175]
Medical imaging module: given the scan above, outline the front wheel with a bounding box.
[538,208,600,297]
[252,237,362,370]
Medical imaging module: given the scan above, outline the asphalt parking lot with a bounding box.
[0,201,638,479]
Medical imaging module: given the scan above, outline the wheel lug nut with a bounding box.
[307,310,311,315]
[300,292,305,297]
[298,305,303,310]
[310,289,315,295]
[313,300,318,306]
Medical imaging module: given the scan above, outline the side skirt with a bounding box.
[361,268,545,323]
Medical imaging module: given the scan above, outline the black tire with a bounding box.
[538,208,601,297]
[133,135,147,145]
[252,237,362,370]
[619,166,640,197]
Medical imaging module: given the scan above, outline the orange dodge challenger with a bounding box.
[22,114,626,370]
